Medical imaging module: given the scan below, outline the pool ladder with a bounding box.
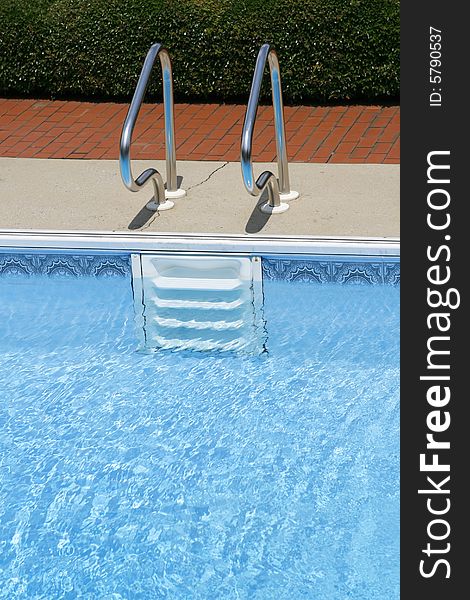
[119,43,186,211]
[241,44,299,213]
[131,254,266,354]
[120,43,298,214]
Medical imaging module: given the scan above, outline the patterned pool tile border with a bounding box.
[0,253,130,277]
[0,252,399,285]
[262,256,400,285]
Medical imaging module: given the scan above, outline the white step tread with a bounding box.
[150,335,253,353]
[152,316,245,331]
[150,275,243,291]
[151,297,246,310]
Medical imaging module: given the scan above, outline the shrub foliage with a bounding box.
[0,0,399,103]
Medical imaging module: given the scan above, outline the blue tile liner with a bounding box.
[0,252,399,285]
[262,256,400,285]
[0,253,130,277]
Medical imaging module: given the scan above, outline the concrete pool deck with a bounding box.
[0,158,399,238]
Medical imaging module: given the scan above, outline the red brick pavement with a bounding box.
[0,99,399,163]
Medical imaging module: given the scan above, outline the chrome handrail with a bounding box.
[241,44,298,214]
[120,43,185,211]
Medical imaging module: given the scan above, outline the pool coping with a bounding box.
[0,230,400,257]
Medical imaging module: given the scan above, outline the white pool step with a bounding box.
[151,297,245,310]
[150,274,244,291]
[131,254,266,354]
[152,315,245,331]
[151,335,253,353]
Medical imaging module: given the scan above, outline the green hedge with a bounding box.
[0,0,399,103]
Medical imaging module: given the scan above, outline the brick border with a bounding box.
[0,99,399,163]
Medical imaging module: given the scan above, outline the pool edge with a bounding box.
[0,229,400,257]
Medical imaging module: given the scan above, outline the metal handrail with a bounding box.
[120,43,185,211]
[241,44,298,214]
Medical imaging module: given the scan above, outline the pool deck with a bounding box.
[0,158,399,238]
[0,100,399,239]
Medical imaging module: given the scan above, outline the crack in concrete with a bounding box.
[137,162,229,230]
[186,161,229,192]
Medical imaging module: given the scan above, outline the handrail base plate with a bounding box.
[146,199,175,211]
[165,189,187,200]
[260,201,289,214]
[280,190,299,202]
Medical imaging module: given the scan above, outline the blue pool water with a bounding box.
[0,263,399,599]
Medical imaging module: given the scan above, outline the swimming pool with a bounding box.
[0,239,399,599]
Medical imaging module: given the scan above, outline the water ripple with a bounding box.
[0,275,399,599]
